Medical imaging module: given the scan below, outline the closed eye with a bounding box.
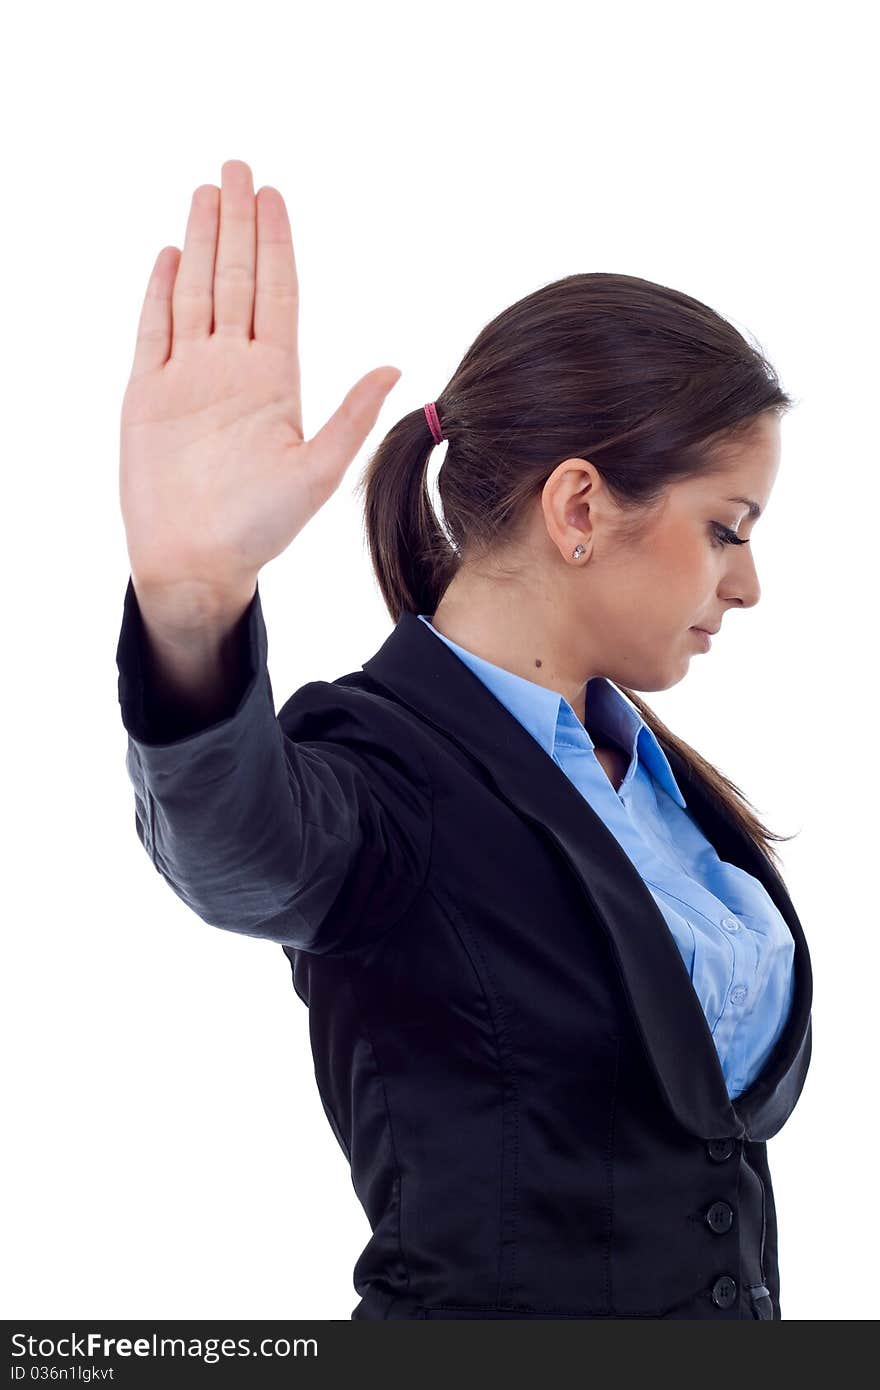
[710,523,750,548]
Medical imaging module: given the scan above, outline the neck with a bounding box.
[430,570,591,724]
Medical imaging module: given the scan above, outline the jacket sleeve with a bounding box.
[115,575,432,955]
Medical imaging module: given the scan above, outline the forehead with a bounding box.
[691,412,782,503]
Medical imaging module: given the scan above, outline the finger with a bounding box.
[254,185,302,434]
[213,159,256,339]
[308,367,402,494]
[171,183,220,352]
[129,246,180,380]
[254,187,298,349]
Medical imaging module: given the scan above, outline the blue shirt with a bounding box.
[417,614,795,1101]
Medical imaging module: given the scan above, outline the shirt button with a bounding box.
[721,915,741,931]
[730,985,749,1005]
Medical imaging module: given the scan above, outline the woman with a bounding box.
[116,160,812,1320]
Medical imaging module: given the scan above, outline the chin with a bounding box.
[613,660,685,694]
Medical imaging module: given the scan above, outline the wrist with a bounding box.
[130,572,258,639]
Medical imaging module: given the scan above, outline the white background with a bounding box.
[3,0,876,1322]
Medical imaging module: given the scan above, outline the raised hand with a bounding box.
[119,159,401,616]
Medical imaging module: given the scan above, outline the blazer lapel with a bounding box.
[361,611,812,1143]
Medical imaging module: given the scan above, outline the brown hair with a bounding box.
[355,272,797,872]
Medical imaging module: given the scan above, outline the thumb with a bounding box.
[309,366,402,480]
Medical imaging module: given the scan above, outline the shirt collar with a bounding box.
[417,614,687,809]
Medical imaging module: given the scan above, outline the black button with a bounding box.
[705,1200,734,1234]
[711,1275,738,1309]
[707,1137,735,1162]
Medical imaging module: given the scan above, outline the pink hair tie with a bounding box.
[423,401,444,446]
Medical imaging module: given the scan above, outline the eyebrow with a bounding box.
[726,496,762,519]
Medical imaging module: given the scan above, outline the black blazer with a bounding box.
[116,576,813,1321]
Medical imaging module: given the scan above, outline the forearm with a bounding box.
[132,577,257,736]
[117,573,320,940]
[115,573,433,952]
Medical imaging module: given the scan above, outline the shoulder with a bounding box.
[275,670,433,793]
[277,669,418,737]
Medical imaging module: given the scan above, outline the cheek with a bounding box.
[646,528,711,609]
[662,520,707,567]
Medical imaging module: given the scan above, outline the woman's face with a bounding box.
[545,411,782,693]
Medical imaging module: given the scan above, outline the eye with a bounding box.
[710,523,750,548]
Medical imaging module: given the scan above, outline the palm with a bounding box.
[121,337,312,584]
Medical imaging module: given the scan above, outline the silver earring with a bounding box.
[572,544,586,560]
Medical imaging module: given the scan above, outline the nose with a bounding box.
[719,547,761,610]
